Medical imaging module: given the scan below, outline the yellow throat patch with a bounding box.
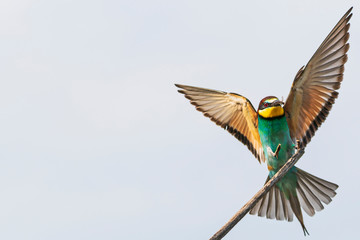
[258,106,284,118]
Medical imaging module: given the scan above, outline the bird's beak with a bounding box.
[271,100,284,107]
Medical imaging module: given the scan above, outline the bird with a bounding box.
[175,7,352,235]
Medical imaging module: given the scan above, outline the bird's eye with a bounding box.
[264,103,268,107]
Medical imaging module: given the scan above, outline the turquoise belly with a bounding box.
[258,115,295,171]
[258,115,298,198]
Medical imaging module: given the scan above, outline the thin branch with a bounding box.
[209,148,305,240]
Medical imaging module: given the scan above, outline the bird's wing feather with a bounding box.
[176,84,265,163]
[284,8,352,148]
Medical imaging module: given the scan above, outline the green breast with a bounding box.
[258,114,297,198]
[258,115,295,172]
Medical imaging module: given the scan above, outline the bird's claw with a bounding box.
[274,144,281,159]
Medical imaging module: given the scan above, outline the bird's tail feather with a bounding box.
[249,167,338,235]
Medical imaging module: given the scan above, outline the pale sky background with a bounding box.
[0,1,359,239]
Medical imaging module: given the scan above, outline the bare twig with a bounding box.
[209,148,305,240]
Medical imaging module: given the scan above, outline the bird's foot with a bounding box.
[274,144,281,159]
[295,140,301,150]
[267,144,281,159]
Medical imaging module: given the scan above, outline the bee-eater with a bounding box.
[175,7,352,235]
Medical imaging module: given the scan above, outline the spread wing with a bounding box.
[284,8,352,148]
[175,84,265,163]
